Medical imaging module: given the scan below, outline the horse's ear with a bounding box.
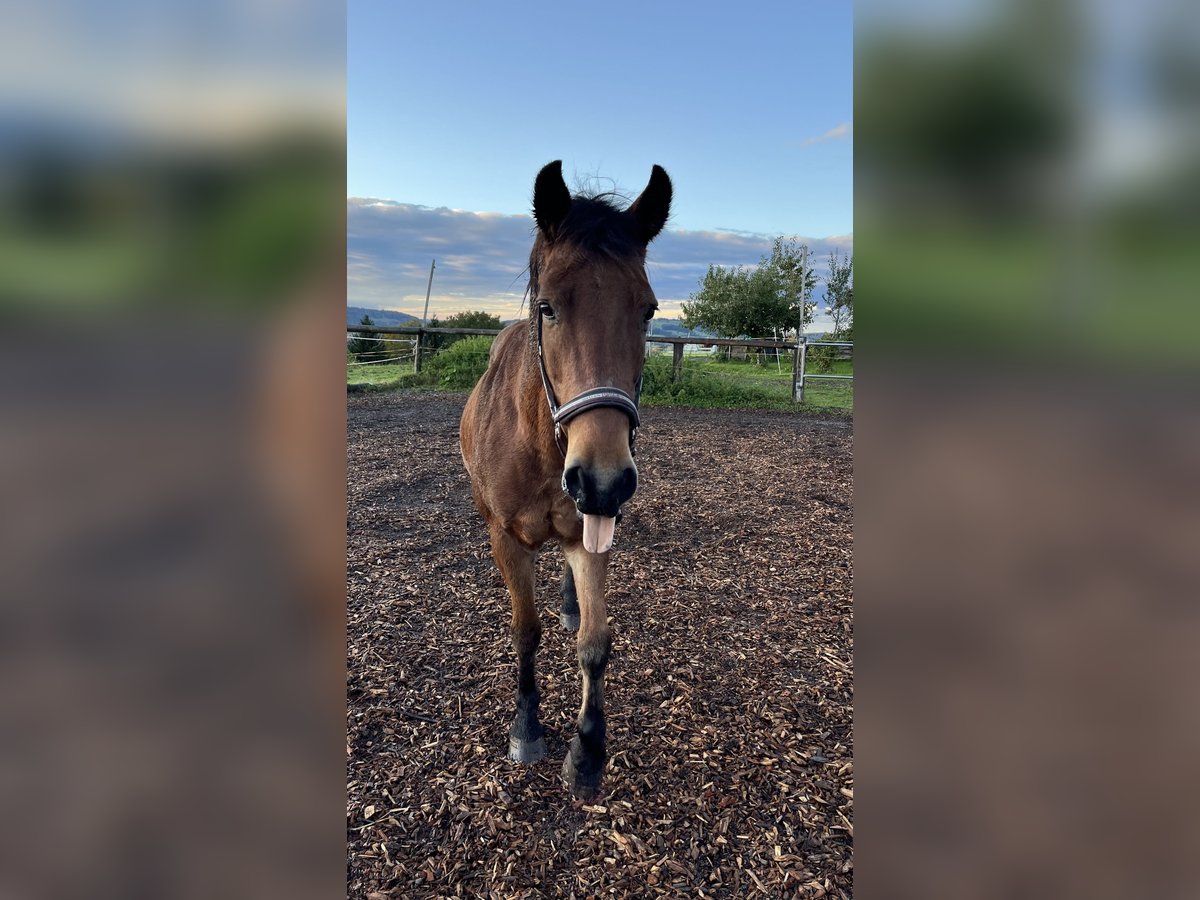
[533,160,572,238]
[628,164,672,244]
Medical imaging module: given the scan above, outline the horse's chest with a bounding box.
[497,478,579,548]
[548,491,582,541]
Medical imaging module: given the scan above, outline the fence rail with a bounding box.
[347,324,851,403]
[347,325,502,336]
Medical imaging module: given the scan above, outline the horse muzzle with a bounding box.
[563,463,637,519]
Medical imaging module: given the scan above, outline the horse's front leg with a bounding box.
[489,524,545,763]
[560,543,611,799]
[559,561,580,632]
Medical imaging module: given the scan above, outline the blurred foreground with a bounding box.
[859,1,1200,897]
[0,3,345,898]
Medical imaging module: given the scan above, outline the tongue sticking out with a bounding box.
[582,514,617,554]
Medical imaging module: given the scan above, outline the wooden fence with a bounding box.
[347,324,851,402]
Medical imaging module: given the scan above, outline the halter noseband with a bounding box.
[533,310,642,458]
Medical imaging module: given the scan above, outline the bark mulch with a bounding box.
[348,391,853,899]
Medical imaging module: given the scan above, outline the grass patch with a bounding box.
[347,336,494,389]
[348,341,852,412]
[641,355,852,412]
[346,360,412,387]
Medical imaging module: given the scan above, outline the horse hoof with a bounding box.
[559,611,580,632]
[561,754,601,800]
[508,735,546,764]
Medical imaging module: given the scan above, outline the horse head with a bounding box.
[528,160,672,552]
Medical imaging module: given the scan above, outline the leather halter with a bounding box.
[533,309,642,458]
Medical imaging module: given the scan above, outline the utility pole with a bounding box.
[415,259,435,374]
[797,244,808,341]
[421,259,436,325]
[793,245,808,402]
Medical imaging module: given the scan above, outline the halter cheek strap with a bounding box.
[534,311,643,458]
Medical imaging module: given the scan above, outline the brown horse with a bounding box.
[460,160,672,798]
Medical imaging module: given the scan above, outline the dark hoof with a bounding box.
[508,735,547,764]
[561,742,603,799]
[559,611,580,632]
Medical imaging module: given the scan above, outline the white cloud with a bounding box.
[802,121,852,146]
[348,199,851,321]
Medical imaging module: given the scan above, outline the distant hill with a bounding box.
[648,318,831,342]
[646,319,716,339]
[347,306,419,328]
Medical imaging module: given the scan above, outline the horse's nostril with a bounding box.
[563,465,585,499]
[615,466,638,504]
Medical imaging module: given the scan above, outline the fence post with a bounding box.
[793,336,807,403]
[792,338,800,400]
[413,329,423,374]
[672,343,684,383]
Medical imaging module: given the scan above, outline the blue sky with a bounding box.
[349,0,852,323]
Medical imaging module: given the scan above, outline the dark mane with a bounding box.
[527,193,642,305]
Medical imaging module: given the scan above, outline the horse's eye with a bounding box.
[538,302,556,321]
[644,307,657,322]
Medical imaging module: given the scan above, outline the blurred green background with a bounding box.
[0,2,343,317]
[858,0,1199,365]
[0,134,340,312]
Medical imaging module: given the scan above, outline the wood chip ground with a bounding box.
[348,391,853,898]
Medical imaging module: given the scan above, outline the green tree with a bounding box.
[825,251,853,336]
[679,265,746,337]
[424,315,446,351]
[808,253,854,373]
[680,237,817,341]
[761,237,819,336]
[347,314,384,359]
[445,310,503,331]
[425,310,503,351]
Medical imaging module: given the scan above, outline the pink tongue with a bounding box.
[582,514,617,554]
